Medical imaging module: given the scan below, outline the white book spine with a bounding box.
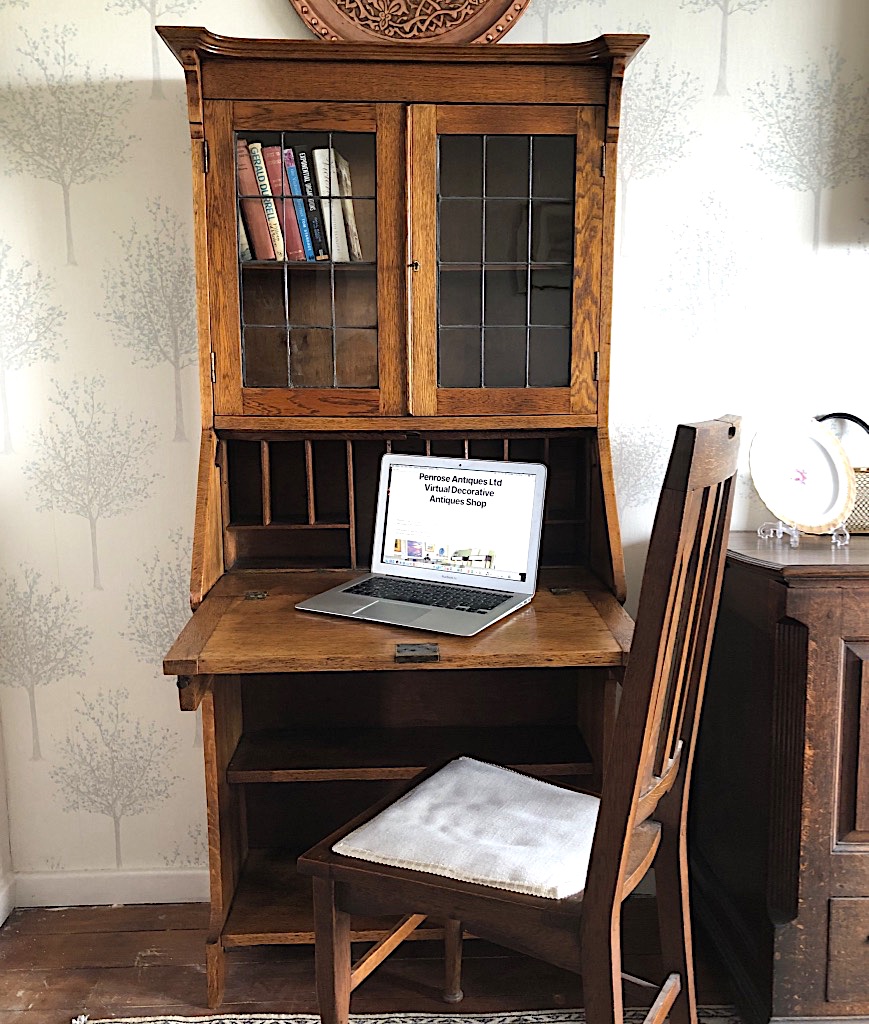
[237,211,253,262]
[335,151,363,261]
[312,147,350,263]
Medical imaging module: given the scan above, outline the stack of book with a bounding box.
[236,140,364,264]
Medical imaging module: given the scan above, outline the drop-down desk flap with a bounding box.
[164,567,632,678]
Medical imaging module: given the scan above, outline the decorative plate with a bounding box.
[749,418,856,534]
[289,0,531,43]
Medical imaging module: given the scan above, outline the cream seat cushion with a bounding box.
[331,756,600,899]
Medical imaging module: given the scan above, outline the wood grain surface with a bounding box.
[164,569,629,676]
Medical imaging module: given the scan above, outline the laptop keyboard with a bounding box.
[345,577,512,614]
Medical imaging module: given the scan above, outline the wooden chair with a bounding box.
[297,415,741,1024]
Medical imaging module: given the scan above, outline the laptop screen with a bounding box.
[374,456,546,591]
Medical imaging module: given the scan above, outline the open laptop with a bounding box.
[296,453,547,637]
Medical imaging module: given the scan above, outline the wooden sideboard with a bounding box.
[690,532,869,1024]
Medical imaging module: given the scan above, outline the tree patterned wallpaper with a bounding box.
[0,0,866,912]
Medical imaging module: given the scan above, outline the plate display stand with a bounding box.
[757,520,851,548]
[749,418,856,546]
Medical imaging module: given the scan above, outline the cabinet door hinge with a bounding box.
[202,139,209,174]
[593,351,600,381]
[210,350,216,383]
[601,144,606,178]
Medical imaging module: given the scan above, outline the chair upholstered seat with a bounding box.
[332,756,600,899]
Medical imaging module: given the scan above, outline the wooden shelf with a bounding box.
[230,555,350,571]
[222,848,447,946]
[228,522,352,531]
[439,262,572,271]
[241,260,377,270]
[226,725,593,783]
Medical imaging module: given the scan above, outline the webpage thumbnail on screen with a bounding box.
[382,464,538,583]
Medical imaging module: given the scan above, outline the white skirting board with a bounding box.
[12,867,209,909]
[0,871,14,927]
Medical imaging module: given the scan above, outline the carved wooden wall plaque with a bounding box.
[289,0,531,43]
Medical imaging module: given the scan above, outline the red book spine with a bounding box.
[263,145,305,261]
[236,140,275,260]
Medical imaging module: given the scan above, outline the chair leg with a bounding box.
[580,917,622,1024]
[313,877,352,1024]
[442,918,464,1003]
[654,829,698,1024]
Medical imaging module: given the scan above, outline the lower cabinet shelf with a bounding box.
[220,728,595,947]
[222,849,447,947]
[194,635,619,1005]
[226,725,594,783]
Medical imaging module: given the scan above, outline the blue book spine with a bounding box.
[283,149,315,262]
[294,147,330,260]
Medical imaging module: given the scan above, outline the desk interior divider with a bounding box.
[218,429,593,571]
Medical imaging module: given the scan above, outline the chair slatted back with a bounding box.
[585,417,740,906]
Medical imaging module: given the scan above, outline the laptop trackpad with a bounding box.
[313,593,378,614]
[362,602,430,625]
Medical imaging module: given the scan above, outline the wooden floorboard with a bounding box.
[0,929,209,971]
[1,903,209,936]
[0,900,733,1023]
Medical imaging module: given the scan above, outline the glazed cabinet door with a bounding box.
[408,104,605,417]
[206,100,405,417]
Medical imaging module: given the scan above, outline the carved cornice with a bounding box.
[156,26,649,66]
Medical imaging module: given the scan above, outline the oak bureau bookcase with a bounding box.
[159,27,647,1007]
